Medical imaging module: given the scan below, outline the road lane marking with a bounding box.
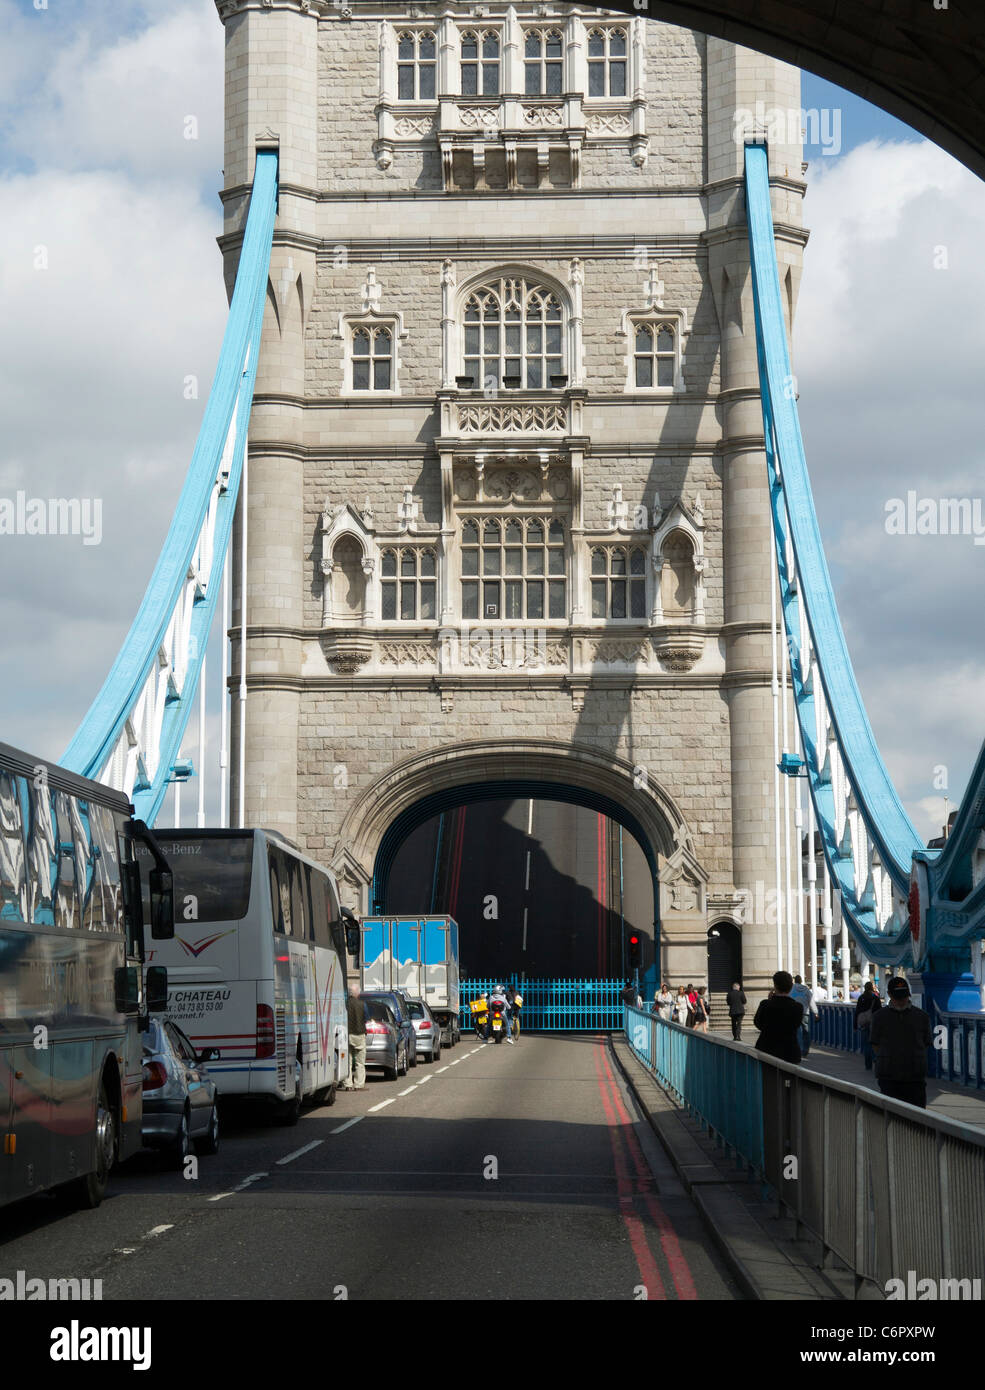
[113,1248,137,1255]
[207,1193,233,1203]
[449,1058,461,1065]
[145,1225,173,1238]
[415,1075,432,1085]
[234,1172,268,1192]
[331,1116,364,1134]
[368,1098,395,1112]
[436,1066,450,1073]
[398,1085,416,1096]
[276,1139,323,1166]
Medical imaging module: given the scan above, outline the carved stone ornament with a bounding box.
[522,105,564,128]
[653,632,704,672]
[460,107,500,129]
[395,115,437,137]
[454,468,477,502]
[590,640,651,666]
[323,634,373,673]
[586,112,632,135]
[458,401,567,434]
[547,468,569,501]
[670,873,700,913]
[378,641,437,667]
[485,468,540,502]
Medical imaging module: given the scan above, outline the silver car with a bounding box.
[405,997,442,1062]
[364,997,410,1080]
[141,1018,220,1166]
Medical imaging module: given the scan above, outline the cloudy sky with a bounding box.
[0,1,981,843]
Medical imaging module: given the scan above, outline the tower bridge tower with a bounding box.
[218,0,806,998]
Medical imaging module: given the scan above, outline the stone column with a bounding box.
[221,1,319,842]
[705,39,805,1001]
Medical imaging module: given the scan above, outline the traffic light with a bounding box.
[628,933,641,973]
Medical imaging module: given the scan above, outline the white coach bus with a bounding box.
[137,829,349,1122]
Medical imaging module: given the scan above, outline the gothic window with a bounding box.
[587,27,627,98]
[461,30,500,96]
[524,29,564,96]
[661,531,696,619]
[591,546,647,620]
[331,537,367,622]
[462,277,564,390]
[351,324,393,392]
[461,516,566,621]
[634,322,676,388]
[397,30,437,101]
[381,547,437,621]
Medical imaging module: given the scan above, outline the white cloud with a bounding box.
[796,137,985,834]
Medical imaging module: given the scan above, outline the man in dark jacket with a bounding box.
[726,981,747,1041]
[343,982,366,1091]
[869,977,932,1107]
[753,970,803,1064]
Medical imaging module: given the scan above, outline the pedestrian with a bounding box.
[621,979,640,1009]
[343,981,366,1091]
[854,979,881,1070]
[685,982,698,1029]
[654,982,674,1021]
[813,979,828,1002]
[753,970,804,1064]
[695,985,710,1033]
[673,984,689,1026]
[726,980,747,1040]
[790,974,817,1057]
[869,977,932,1108]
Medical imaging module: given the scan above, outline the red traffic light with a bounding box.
[629,935,639,945]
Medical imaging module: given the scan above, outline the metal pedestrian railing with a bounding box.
[811,1001,864,1054]
[460,978,624,1031]
[624,1004,985,1292]
[813,1000,985,1090]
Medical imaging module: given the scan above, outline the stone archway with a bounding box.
[330,738,711,981]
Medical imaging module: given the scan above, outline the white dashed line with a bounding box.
[415,1075,432,1085]
[234,1172,268,1192]
[145,1225,173,1238]
[398,1085,416,1095]
[276,1139,323,1166]
[331,1116,364,1134]
[113,1247,138,1255]
[436,1066,449,1073]
[368,1098,395,1112]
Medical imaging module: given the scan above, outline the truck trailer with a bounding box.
[360,916,461,1047]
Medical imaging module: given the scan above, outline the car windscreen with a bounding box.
[407,1001,426,1018]
[136,834,254,923]
[365,1000,392,1023]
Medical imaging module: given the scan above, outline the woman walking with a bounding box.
[673,985,690,1026]
[695,985,710,1033]
[854,979,881,1070]
[655,982,674,1021]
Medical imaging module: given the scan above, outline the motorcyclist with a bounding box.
[487,982,514,1044]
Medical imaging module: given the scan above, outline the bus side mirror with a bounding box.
[114,966,140,1016]
[146,966,169,1012]
[344,922,360,961]
[149,869,174,939]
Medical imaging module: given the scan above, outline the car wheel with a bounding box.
[196,1103,220,1156]
[174,1109,192,1168]
[408,1040,418,1068]
[399,1044,409,1077]
[383,1048,399,1082]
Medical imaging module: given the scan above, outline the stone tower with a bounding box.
[218,0,805,998]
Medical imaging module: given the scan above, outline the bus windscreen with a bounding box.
[136,835,254,923]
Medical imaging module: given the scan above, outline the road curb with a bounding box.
[607,1032,844,1301]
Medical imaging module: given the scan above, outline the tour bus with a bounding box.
[0,741,172,1210]
[139,829,350,1121]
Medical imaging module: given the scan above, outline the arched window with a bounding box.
[524,29,564,96]
[591,546,647,619]
[397,30,436,100]
[461,29,500,96]
[461,516,566,620]
[587,27,627,97]
[661,531,695,619]
[352,325,392,391]
[634,322,676,388]
[462,277,564,390]
[381,547,437,621]
[331,536,366,622]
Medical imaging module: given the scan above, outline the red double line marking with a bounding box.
[593,1040,698,1300]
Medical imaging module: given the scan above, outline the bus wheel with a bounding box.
[276,1053,303,1126]
[67,1079,115,1209]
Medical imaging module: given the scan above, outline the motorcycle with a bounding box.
[471,996,489,1039]
[489,997,508,1043]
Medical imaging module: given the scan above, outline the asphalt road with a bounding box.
[0,1035,739,1301]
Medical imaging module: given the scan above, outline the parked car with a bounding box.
[363,990,418,1070]
[141,1018,220,1166]
[405,997,441,1062]
[364,998,409,1080]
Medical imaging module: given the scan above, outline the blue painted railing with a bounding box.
[812,1000,985,1089]
[810,1001,864,1054]
[460,979,624,1031]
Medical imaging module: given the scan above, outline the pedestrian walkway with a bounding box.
[712,1028,985,1130]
